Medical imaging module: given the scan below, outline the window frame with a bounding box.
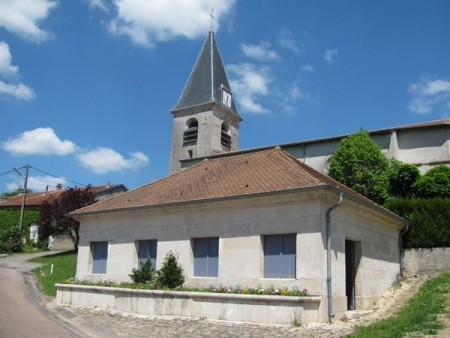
[91,241,108,274]
[193,237,219,277]
[137,239,157,269]
[263,234,296,278]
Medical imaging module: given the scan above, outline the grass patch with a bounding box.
[29,250,77,296]
[349,272,450,338]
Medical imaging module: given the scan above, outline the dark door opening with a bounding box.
[345,239,356,310]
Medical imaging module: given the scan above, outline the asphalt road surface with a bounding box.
[0,252,81,338]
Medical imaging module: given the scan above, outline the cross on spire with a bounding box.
[209,8,215,31]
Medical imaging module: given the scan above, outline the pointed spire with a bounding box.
[172,31,240,118]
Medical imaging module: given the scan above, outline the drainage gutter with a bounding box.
[326,189,343,322]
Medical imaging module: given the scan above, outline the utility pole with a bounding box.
[15,164,29,233]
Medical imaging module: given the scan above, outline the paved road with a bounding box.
[0,252,83,338]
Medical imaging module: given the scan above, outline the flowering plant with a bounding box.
[64,278,310,297]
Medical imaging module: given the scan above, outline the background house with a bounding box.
[0,183,128,249]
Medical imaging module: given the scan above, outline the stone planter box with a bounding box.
[56,284,321,325]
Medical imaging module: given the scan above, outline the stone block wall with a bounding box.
[403,248,450,276]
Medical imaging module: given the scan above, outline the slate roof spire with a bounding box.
[172,31,240,118]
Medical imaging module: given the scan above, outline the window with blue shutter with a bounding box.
[92,241,108,274]
[264,234,296,278]
[138,240,157,269]
[194,237,219,277]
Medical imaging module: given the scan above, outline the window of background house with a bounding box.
[264,234,296,278]
[138,239,157,268]
[193,237,219,277]
[92,241,108,274]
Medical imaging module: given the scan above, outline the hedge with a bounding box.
[385,198,450,249]
[0,209,40,234]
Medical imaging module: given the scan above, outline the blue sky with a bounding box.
[1,0,449,193]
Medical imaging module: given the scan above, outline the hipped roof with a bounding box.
[71,147,401,222]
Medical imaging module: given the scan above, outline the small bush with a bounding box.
[156,251,185,289]
[0,227,24,253]
[129,258,155,284]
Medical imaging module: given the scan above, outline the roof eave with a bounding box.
[70,184,406,225]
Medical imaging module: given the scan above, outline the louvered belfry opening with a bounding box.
[183,119,198,145]
[221,122,232,148]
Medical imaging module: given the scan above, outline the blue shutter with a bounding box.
[194,238,208,276]
[194,238,219,277]
[92,241,108,274]
[138,240,157,268]
[264,235,282,278]
[264,234,296,278]
[208,237,219,277]
[282,234,296,278]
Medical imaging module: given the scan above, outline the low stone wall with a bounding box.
[403,248,450,276]
[56,284,321,325]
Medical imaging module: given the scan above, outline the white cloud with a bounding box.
[408,76,450,114]
[4,174,66,192]
[300,64,313,72]
[0,41,35,101]
[89,0,108,11]
[289,83,312,102]
[0,41,18,77]
[228,63,272,114]
[2,127,77,156]
[278,27,300,53]
[0,80,35,100]
[273,83,314,114]
[108,0,235,47]
[240,42,279,61]
[0,0,58,42]
[324,49,338,63]
[77,147,149,174]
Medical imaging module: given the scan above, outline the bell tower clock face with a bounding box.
[222,89,232,108]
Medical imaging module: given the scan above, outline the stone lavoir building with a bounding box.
[68,30,415,323]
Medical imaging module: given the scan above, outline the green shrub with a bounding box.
[0,226,24,253]
[156,251,185,289]
[386,198,450,248]
[129,257,155,284]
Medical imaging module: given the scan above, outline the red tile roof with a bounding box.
[0,185,111,208]
[71,147,372,215]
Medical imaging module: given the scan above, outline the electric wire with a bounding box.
[30,166,88,187]
[0,165,88,188]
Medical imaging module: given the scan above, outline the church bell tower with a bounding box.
[169,31,242,173]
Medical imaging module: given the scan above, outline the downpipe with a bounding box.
[326,189,343,322]
[399,222,410,277]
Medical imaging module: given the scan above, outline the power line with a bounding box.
[1,165,88,188]
[30,166,88,187]
[0,167,25,176]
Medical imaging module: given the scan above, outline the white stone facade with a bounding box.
[75,189,404,322]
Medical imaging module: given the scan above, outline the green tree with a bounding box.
[389,161,421,198]
[156,251,185,289]
[413,165,450,199]
[328,128,390,204]
[129,257,156,284]
[0,188,32,198]
[39,186,96,251]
